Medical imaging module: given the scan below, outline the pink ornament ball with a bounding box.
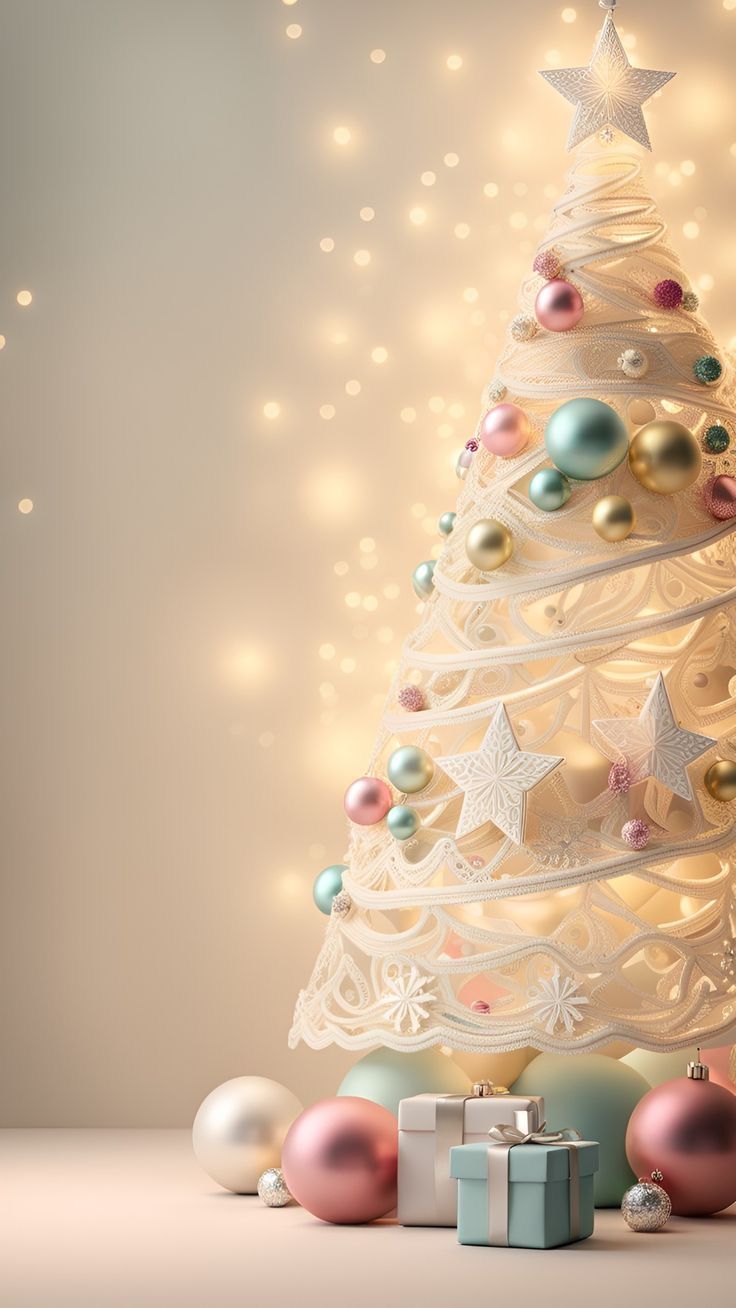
[608,761,632,796]
[535,278,584,332]
[344,776,392,826]
[622,819,651,850]
[703,474,736,521]
[626,1075,736,1215]
[281,1097,398,1224]
[653,279,683,310]
[398,685,426,713]
[481,403,532,458]
[533,248,562,281]
[470,999,491,1014]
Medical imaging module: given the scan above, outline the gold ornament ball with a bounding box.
[592,495,636,542]
[705,760,736,803]
[628,420,702,495]
[465,518,513,571]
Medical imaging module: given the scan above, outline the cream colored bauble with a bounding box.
[192,1076,304,1193]
[451,1047,537,1086]
[622,1046,699,1088]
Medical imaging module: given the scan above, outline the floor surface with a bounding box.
[2,1130,734,1308]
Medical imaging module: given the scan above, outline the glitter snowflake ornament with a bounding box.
[540,12,675,152]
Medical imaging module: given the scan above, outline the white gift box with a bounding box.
[398,1083,544,1227]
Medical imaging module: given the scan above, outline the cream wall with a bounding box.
[1,0,734,1125]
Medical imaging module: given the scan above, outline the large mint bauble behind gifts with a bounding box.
[338,1048,471,1115]
[545,398,629,481]
[512,1053,648,1206]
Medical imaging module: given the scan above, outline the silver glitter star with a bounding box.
[437,703,563,844]
[593,674,714,802]
[539,15,675,152]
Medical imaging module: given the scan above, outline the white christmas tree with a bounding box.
[291,7,736,1057]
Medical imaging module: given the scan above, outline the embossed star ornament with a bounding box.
[540,15,675,152]
[594,674,714,802]
[437,703,563,845]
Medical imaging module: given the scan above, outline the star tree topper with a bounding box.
[593,674,715,802]
[437,703,563,845]
[539,11,675,152]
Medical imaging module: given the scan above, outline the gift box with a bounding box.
[397,1082,544,1226]
[449,1126,599,1249]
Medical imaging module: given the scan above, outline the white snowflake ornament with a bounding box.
[379,965,436,1034]
[529,967,589,1035]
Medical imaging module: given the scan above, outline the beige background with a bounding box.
[1,0,735,1126]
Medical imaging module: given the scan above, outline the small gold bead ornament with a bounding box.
[465,519,513,571]
[592,495,636,541]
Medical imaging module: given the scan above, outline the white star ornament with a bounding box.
[539,16,675,152]
[436,703,563,845]
[593,674,714,802]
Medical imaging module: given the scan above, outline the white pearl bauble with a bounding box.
[193,1076,303,1193]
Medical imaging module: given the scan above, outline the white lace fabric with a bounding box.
[290,147,736,1056]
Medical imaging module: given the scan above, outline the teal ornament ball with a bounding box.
[704,425,730,455]
[621,1046,699,1088]
[387,804,420,841]
[387,745,434,794]
[338,1048,472,1116]
[512,1053,649,1207]
[313,864,347,915]
[529,467,572,512]
[438,511,456,537]
[412,560,436,599]
[545,398,629,482]
[693,354,722,386]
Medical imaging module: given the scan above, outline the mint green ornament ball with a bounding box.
[387,745,434,794]
[338,1048,472,1116]
[312,864,347,915]
[438,511,456,537]
[529,467,572,512]
[545,398,629,482]
[512,1053,649,1206]
[621,1046,698,1088]
[387,804,420,841]
[412,560,436,599]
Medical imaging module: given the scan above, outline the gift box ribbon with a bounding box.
[431,1094,537,1225]
[485,1121,583,1247]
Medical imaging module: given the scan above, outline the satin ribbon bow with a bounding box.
[485,1120,583,1246]
[488,1120,581,1147]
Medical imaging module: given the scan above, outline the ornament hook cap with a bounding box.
[687,1048,710,1080]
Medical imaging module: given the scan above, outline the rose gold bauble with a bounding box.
[535,278,584,332]
[281,1097,398,1224]
[480,403,532,458]
[344,776,392,825]
[626,1067,736,1215]
[704,474,736,520]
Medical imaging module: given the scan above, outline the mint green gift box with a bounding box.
[449,1139,599,1249]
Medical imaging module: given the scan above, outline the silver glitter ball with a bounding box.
[618,348,649,380]
[331,889,353,918]
[485,378,508,406]
[257,1167,293,1208]
[510,313,538,343]
[621,1179,672,1232]
[682,290,699,313]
